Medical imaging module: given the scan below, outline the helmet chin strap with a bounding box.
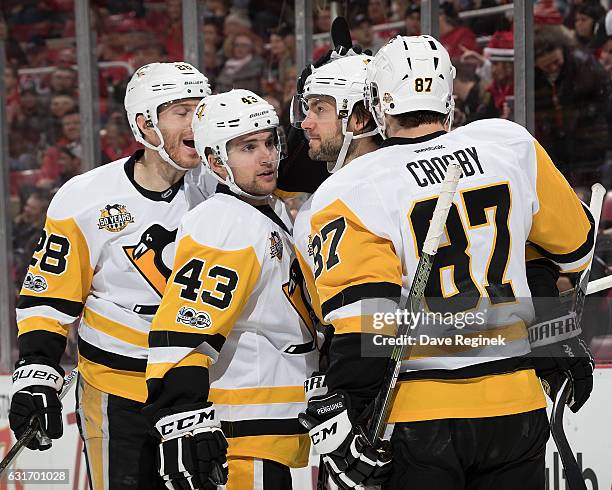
[138,123,194,171]
[328,119,379,173]
[207,153,278,201]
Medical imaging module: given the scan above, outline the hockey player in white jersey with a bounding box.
[299,35,595,489]
[144,89,317,490]
[9,62,211,489]
[289,53,382,330]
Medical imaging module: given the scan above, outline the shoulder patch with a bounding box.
[98,204,135,232]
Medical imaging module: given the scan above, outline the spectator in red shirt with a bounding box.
[481,31,515,119]
[440,2,480,60]
[100,121,140,164]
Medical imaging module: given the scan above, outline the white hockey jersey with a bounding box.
[308,119,594,422]
[17,151,201,402]
[146,188,318,467]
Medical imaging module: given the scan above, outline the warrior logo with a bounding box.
[123,224,177,297]
[23,271,48,293]
[270,231,283,260]
[176,306,212,329]
[98,204,134,232]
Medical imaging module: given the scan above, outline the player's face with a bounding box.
[157,99,201,169]
[225,129,279,196]
[301,96,343,162]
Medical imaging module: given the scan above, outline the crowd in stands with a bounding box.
[2,0,612,362]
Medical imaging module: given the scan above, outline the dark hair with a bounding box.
[575,3,605,22]
[391,110,447,129]
[534,26,572,59]
[351,102,383,144]
[454,62,478,83]
[62,110,80,120]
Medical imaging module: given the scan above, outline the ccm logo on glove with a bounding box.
[311,422,338,445]
[158,408,216,437]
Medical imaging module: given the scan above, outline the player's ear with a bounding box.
[348,110,369,134]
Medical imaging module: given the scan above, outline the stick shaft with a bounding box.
[368,163,462,442]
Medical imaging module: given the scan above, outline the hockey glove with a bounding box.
[529,311,595,413]
[9,357,65,450]
[153,403,228,490]
[298,390,391,489]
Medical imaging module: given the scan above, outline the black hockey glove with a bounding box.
[528,309,595,413]
[153,403,228,490]
[299,390,391,489]
[526,257,594,413]
[9,357,65,450]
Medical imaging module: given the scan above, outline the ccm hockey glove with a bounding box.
[299,390,391,489]
[153,403,228,490]
[9,357,65,450]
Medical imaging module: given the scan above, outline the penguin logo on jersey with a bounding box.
[270,231,283,260]
[123,224,177,297]
[98,204,134,232]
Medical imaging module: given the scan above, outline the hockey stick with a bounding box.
[367,162,463,443]
[549,183,605,490]
[559,273,612,298]
[0,367,78,476]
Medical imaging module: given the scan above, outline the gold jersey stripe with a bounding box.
[388,369,546,422]
[525,244,544,262]
[530,141,593,259]
[22,216,94,304]
[311,198,402,314]
[17,316,70,337]
[227,434,310,468]
[273,189,301,201]
[78,354,147,402]
[209,385,305,405]
[83,307,149,348]
[226,458,255,490]
[146,351,213,380]
[332,315,397,336]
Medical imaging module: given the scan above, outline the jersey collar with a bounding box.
[216,184,290,234]
[381,130,447,148]
[124,150,184,203]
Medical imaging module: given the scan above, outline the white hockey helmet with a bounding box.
[291,54,378,173]
[124,62,211,170]
[192,89,284,200]
[364,35,456,138]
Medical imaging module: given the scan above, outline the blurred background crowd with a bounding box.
[1,0,612,363]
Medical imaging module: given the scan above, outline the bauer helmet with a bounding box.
[192,89,285,199]
[124,62,211,170]
[291,54,378,172]
[364,35,456,138]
